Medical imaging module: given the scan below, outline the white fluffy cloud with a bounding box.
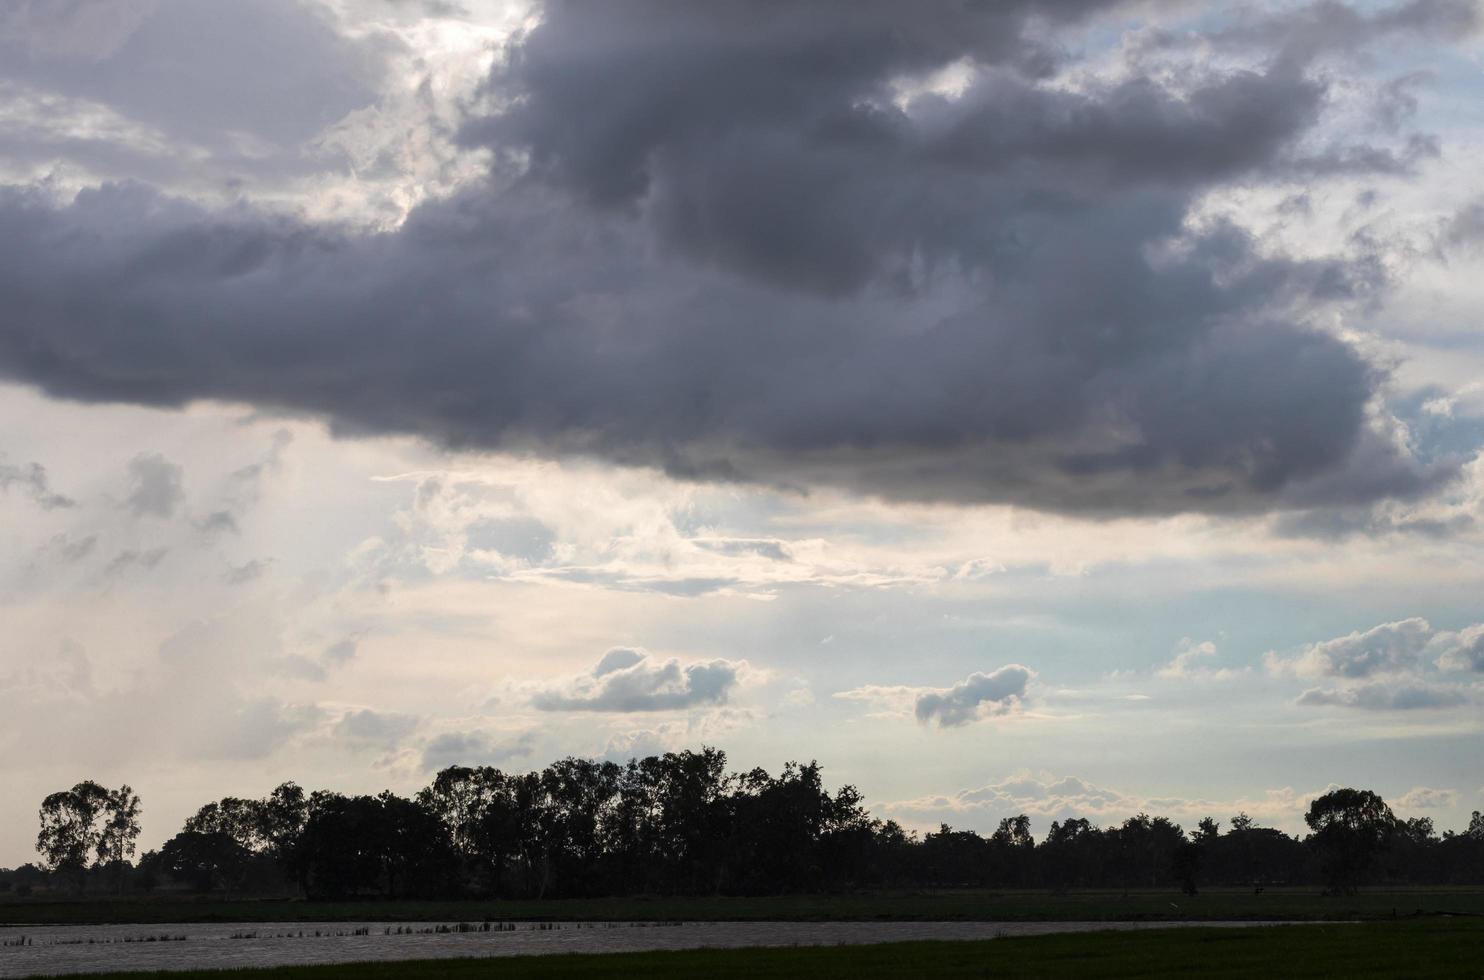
[1396,786,1460,810]
[1156,638,1246,681]
[1266,618,1433,678]
[1267,617,1483,711]
[1434,624,1484,673]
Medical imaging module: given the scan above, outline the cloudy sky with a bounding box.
[2,0,1483,864]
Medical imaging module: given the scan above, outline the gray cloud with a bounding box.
[1271,507,1476,541]
[323,637,358,664]
[1296,680,1471,710]
[1270,617,1434,679]
[1435,625,1484,673]
[0,0,392,180]
[692,538,793,562]
[592,647,646,677]
[123,452,183,518]
[272,634,358,681]
[420,729,536,772]
[1140,0,1479,63]
[335,707,418,748]
[1396,786,1460,809]
[1445,198,1484,250]
[104,546,169,575]
[49,533,98,563]
[0,455,73,509]
[915,664,1033,728]
[223,558,269,585]
[196,510,239,535]
[0,1,1470,517]
[533,648,743,712]
[199,697,325,760]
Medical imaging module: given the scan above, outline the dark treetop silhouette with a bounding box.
[9,749,1484,900]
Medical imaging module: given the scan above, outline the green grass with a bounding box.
[3,886,1482,925]
[22,919,1484,980]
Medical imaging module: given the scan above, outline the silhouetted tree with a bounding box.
[97,785,142,893]
[158,831,251,894]
[1305,788,1396,894]
[1042,817,1100,890]
[991,815,1036,887]
[52,756,1484,900]
[36,781,138,893]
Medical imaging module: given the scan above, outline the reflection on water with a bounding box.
[0,919,1303,977]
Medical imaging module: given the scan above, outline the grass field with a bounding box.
[23,919,1484,980]
[3,886,1482,925]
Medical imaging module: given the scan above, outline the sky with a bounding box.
[1,0,1483,866]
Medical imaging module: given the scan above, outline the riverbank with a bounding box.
[10,919,1481,980]
[3,886,1481,926]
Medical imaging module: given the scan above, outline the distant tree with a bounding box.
[992,815,1034,849]
[1042,817,1099,889]
[184,797,259,847]
[158,831,252,894]
[991,815,1035,887]
[419,767,512,894]
[98,787,142,863]
[1469,811,1484,841]
[97,785,142,893]
[256,782,309,861]
[1400,817,1436,846]
[1172,840,1201,895]
[1175,817,1219,896]
[1305,788,1396,894]
[36,781,110,891]
[1230,812,1255,832]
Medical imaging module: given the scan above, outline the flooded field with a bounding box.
[0,919,1310,977]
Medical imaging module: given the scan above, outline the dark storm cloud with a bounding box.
[0,1,1469,516]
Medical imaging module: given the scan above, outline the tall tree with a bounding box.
[97,785,143,892]
[37,781,138,893]
[1305,788,1396,894]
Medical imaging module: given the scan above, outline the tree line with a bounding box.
[7,749,1484,900]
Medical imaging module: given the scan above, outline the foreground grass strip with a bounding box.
[5,886,1484,925]
[27,920,1484,980]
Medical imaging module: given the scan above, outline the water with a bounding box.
[0,919,1312,976]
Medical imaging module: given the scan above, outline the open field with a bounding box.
[2,887,1482,926]
[15,919,1483,980]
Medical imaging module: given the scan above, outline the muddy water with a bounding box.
[0,919,1312,976]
